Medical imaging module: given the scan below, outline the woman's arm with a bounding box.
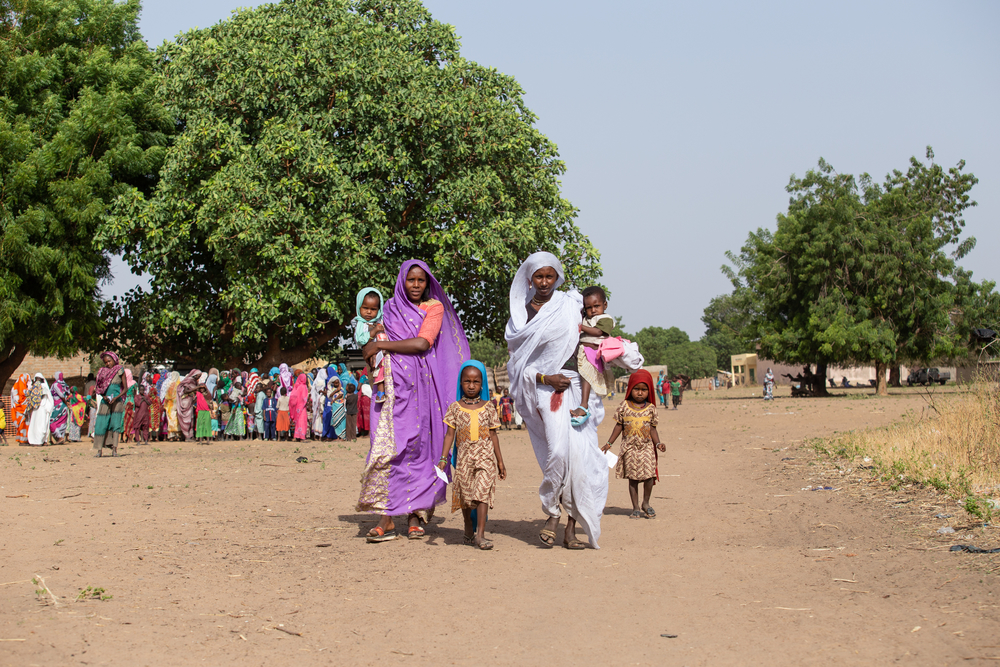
[362,336,429,360]
[437,425,456,470]
[534,372,571,393]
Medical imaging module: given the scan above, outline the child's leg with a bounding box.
[628,479,641,513]
[641,478,656,517]
[475,502,489,540]
[461,508,474,541]
[571,379,592,417]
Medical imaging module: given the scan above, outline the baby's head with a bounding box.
[359,291,382,321]
[581,286,608,318]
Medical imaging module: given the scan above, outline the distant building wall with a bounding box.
[3,350,94,393]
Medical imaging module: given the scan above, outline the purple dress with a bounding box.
[356,260,470,519]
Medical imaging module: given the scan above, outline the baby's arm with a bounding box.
[650,424,664,452]
[491,430,506,480]
[602,423,624,452]
[437,425,456,470]
[580,324,607,337]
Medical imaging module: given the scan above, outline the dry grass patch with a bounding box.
[818,381,1000,519]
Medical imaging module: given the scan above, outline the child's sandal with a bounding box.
[629,510,643,519]
[643,506,656,519]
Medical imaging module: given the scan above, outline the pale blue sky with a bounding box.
[120,0,1000,339]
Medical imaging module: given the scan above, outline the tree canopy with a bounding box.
[724,148,997,395]
[700,293,751,371]
[99,0,600,370]
[0,0,169,387]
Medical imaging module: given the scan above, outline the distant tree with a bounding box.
[0,0,169,388]
[468,334,508,369]
[700,293,752,371]
[725,148,994,396]
[632,326,689,366]
[661,342,716,379]
[98,0,599,370]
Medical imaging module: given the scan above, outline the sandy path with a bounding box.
[1,390,998,666]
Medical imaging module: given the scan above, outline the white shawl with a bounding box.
[27,374,54,446]
[505,252,608,547]
[311,368,328,434]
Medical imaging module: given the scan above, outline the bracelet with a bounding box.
[539,374,546,385]
[439,456,448,462]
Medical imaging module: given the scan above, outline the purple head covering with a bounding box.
[356,259,471,516]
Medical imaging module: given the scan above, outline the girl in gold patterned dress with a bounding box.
[602,369,664,519]
[438,361,507,550]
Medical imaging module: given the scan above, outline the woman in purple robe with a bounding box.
[357,260,470,542]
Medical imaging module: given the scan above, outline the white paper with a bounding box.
[435,466,450,484]
[604,450,618,469]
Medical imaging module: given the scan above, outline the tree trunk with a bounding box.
[813,362,829,396]
[0,345,29,392]
[874,361,888,396]
[240,322,345,372]
[888,365,901,387]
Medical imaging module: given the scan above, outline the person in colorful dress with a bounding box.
[438,361,506,550]
[66,387,88,442]
[11,373,31,445]
[602,369,664,519]
[498,388,514,430]
[92,352,126,457]
[357,259,470,543]
[763,368,775,400]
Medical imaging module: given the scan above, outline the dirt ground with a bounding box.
[2,386,999,666]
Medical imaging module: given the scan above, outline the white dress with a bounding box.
[505,252,609,548]
[27,376,54,446]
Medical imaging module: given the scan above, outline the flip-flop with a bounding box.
[629,510,643,519]
[563,538,586,550]
[475,538,494,550]
[539,528,556,547]
[463,535,475,546]
[408,526,425,539]
[643,506,657,519]
[366,526,397,543]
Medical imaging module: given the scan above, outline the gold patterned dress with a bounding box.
[613,400,658,481]
[443,401,501,511]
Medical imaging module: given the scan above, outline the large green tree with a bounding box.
[725,149,994,395]
[99,0,600,369]
[0,0,169,387]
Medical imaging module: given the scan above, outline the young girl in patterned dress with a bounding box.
[602,369,664,519]
[438,361,507,550]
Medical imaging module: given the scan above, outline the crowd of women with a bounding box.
[7,252,647,550]
[7,359,373,455]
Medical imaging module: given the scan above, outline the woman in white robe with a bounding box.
[27,374,55,446]
[505,252,608,549]
[311,367,328,437]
